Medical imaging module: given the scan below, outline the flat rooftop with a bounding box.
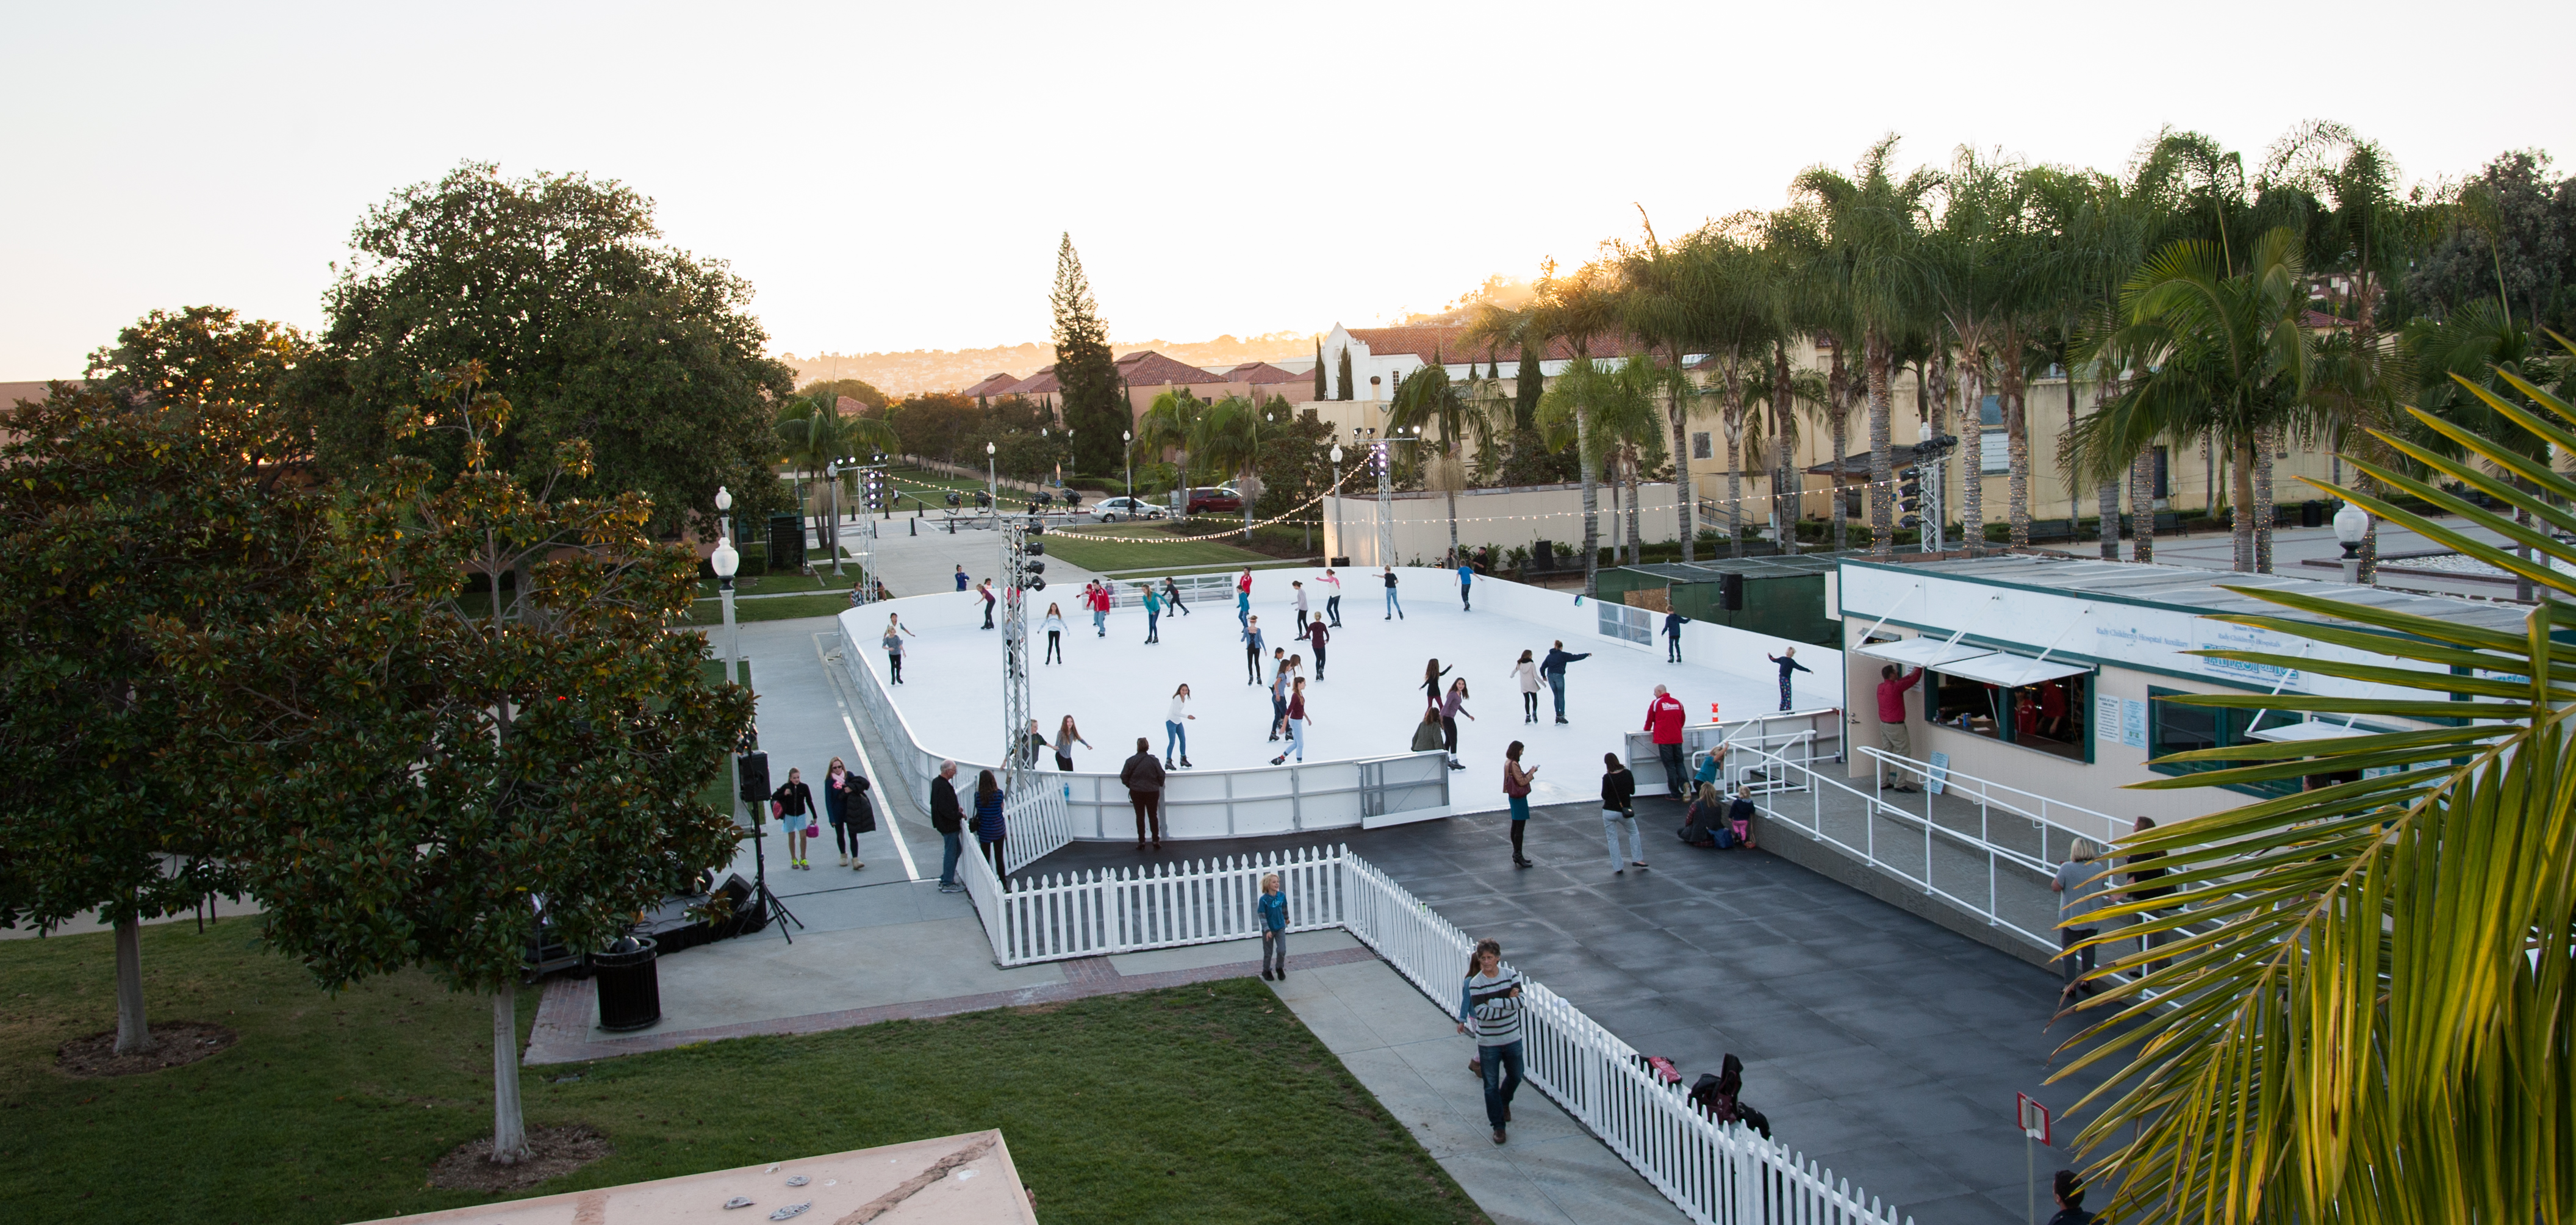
[1848,553,2538,636]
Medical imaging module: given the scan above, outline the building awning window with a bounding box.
[1856,636,1997,670]
[1935,652,2094,689]
[2243,717,2372,744]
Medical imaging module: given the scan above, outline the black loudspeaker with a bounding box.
[736,752,770,806]
[766,514,806,570]
[1720,572,1745,611]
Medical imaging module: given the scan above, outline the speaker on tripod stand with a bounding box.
[734,751,803,944]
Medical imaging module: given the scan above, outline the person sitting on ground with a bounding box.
[1678,783,1724,847]
[1410,708,1446,753]
[1724,785,1757,849]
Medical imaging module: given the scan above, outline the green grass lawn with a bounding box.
[682,592,853,627]
[1039,523,1277,574]
[0,923,1484,1225]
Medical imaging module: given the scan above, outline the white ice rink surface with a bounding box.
[851,570,1838,815]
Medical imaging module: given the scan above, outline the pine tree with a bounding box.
[1514,345,1542,429]
[1336,346,1354,401]
[1050,234,1122,473]
[1313,338,1327,400]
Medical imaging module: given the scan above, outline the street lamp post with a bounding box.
[711,486,742,684]
[1122,429,1133,505]
[822,457,844,578]
[986,440,998,527]
[1329,443,1345,564]
[2334,499,2370,584]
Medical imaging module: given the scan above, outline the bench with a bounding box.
[2025,518,2076,543]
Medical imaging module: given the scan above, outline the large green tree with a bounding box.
[152,364,752,1166]
[0,308,317,1055]
[1050,234,1124,473]
[306,162,795,535]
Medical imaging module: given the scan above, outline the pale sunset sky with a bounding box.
[3,0,2568,377]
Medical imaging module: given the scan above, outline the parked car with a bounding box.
[1094,496,1165,523]
[1183,486,1242,514]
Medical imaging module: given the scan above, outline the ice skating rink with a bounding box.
[850,569,1838,815]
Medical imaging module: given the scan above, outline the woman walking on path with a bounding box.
[882,613,916,684]
[1052,715,1092,772]
[1502,742,1539,868]
[823,756,872,871]
[1383,566,1403,619]
[972,769,1008,877]
[2052,838,2111,1004]
[772,767,817,870]
[1270,677,1313,764]
[1438,678,1474,770]
[1040,602,1066,664]
[1540,641,1590,724]
[1455,938,1526,1146]
[1242,616,1266,685]
[1164,684,1196,769]
[1420,658,1452,708]
[1509,650,1542,724]
[1320,567,1343,626]
[1258,872,1290,979]
[1162,575,1189,616]
[1142,583,1163,643]
[1599,753,1643,874]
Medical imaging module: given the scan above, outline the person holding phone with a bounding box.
[1502,742,1538,868]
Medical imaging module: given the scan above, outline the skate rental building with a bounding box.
[1827,555,2525,823]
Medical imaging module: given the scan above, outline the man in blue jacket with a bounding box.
[1539,640,1590,725]
[1766,647,1812,711]
[1662,610,1688,663]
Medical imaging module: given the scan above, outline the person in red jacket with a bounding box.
[1643,684,1687,794]
[1876,664,1924,792]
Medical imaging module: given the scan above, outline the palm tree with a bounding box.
[1623,219,1775,559]
[2062,351,2576,1222]
[1792,137,1940,560]
[2069,227,2319,572]
[1743,345,1829,553]
[1133,388,1206,508]
[1388,361,1486,565]
[1187,395,1265,539]
[1504,260,1625,595]
[1920,151,2034,556]
[776,393,896,534]
[2405,303,2567,600]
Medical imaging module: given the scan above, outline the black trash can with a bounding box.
[591,936,661,1032]
[2300,500,2325,528]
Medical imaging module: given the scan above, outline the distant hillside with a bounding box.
[781,331,1318,397]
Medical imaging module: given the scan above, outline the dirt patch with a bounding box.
[56,1021,238,1077]
[427,1124,611,1193]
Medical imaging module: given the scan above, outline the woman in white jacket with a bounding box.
[1040,603,1066,665]
[1509,650,1543,724]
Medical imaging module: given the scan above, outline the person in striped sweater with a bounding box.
[1455,938,1526,1145]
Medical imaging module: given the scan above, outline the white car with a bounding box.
[1095,497,1167,523]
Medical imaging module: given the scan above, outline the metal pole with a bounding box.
[721,583,740,683]
[827,459,844,578]
[1330,443,1344,564]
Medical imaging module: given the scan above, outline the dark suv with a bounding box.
[1183,486,1241,514]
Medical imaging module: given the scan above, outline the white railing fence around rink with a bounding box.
[952,840,1908,1225]
[1854,745,2125,850]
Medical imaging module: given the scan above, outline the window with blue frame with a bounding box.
[2148,688,2398,797]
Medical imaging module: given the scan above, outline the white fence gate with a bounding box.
[947,840,1908,1225]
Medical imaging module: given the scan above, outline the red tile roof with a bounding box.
[963,372,1021,398]
[1224,362,1308,384]
[2301,310,2359,331]
[1002,367,1060,396]
[1343,325,1652,366]
[1114,350,1229,387]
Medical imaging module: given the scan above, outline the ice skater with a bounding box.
[1540,641,1589,724]
[1304,615,1329,680]
[1142,582,1163,643]
[1766,647,1811,711]
[1052,714,1092,772]
[1458,558,1474,611]
[1510,650,1541,723]
[1439,677,1474,770]
[1383,566,1403,619]
[954,564,969,592]
[1269,677,1312,764]
[1293,581,1310,633]
[1663,609,1687,661]
[1235,574,1252,627]
[1268,650,1293,740]
[1089,580,1111,636]
[1420,658,1452,708]
[1040,602,1066,664]
[1320,567,1343,626]
[1242,616,1266,684]
[1163,575,1190,616]
[978,579,997,629]
[882,612,916,684]
[1164,684,1196,769]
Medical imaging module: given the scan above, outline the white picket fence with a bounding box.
[948,840,1907,1225]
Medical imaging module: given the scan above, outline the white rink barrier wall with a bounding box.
[948,840,1907,1225]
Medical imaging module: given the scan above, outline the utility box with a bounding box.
[767,514,807,572]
